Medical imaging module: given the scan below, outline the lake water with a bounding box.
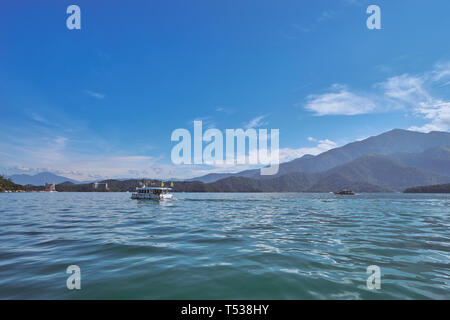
[0,192,449,299]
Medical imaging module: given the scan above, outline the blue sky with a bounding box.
[1,0,449,180]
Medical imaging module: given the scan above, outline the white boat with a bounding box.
[131,186,174,200]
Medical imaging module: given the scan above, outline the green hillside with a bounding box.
[0,176,24,192]
[404,183,450,193]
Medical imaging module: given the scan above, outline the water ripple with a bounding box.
[0,192,449,299]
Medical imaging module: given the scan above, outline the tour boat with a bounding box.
[131,186,174,200]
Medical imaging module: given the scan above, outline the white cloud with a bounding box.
[305,84,377,116]
[0,120,168,180]
[318,10,336,22]
[188,117,216,130]
[14,165,31,172]
[432,62,450,82]
[380,74,431,105]
[1,124,340,180]
[243,115,268,129]
[30,113,53,126]
[409,100,450,132]
[303,62,450,132]
[216,107,234,115]
[84,90,106,99]
[278,139,337,162]
[165,137,338,179]
[342,0,363,6]
[379,71,449,132]
[0,136,68,167]
[2,149,164,181]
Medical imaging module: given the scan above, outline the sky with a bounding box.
[1,0,449,180]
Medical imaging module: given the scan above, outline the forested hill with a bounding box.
[0,176,24,192]
[404,183,450,193]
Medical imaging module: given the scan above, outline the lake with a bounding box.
[0,192,449,299]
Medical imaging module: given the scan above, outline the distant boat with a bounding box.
[334,190,355,195]
[131,186,173,200]
[44,182,57,192]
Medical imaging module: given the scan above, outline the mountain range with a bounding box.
[8,172,80,186]
[11,129,450,192]
[188,129,450,192]
[404,183,450,193]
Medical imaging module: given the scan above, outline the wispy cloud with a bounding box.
[3,154,164,181]
[290,24,311,34]
[341,0,364,6]
[303,62,450,132]
[409,100,450,133]
[0,131,168,180]
[166,137,338,179]
[84,90,106,99]
[278,138,337,162]
[379,65,450,132]
[305,84,377,116]
[0,112,167,180]
[187,117,216,130]
[285,0,360,38]
[0,114,339,180]
[380,74,431,104]
[29,113,53,126]
[318,10,336,22]
[432,62,450,82]
[215,106,234,115]
[243,115,269,129]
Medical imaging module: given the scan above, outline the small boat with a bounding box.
[334,190,355,195]
[131,186,174,200]
[45,182,57,192]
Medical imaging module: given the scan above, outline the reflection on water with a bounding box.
[0,192,449,299]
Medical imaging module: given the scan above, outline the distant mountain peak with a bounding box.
[386,128,410,133]
[9,171,80,186]
[191,128,450,183]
